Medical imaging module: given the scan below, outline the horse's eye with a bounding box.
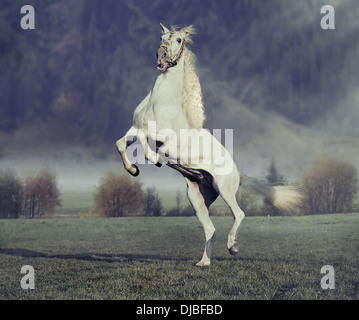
[177,38,181,43]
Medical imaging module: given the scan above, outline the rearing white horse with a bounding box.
[116,24,303,266]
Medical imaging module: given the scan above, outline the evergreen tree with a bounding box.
[146,186,163,216]
[264,160,285,216]
[266,159,285,186]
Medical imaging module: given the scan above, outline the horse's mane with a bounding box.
[182,48,205,129]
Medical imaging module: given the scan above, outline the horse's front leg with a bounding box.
[116,126,140,176]
[145,127,180,166]
[136,131,162,167]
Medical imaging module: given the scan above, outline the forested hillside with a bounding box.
[1,0,358,150]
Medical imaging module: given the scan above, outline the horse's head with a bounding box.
[157,23,194,72]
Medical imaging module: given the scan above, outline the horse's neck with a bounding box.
[152,58,185,104]
[150,49,205,129]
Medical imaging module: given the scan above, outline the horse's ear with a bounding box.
[181,25,194,44]
[160,23,170,34]
[182,25,194,36]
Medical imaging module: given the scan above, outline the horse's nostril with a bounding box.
[162,52,166,58]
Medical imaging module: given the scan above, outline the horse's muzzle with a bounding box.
[157,62,168,72]
[157,47,169,72]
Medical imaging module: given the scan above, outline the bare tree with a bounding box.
[23,169,61,218]
[0,170,23,219]
[302,158,358,214]
[94,171,145,217]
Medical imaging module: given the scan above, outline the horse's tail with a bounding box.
[239,173,305,212]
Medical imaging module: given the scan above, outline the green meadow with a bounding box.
[0,213,358,300]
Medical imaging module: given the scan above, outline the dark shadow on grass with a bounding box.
[0,248,193,263]
[2,248,296,265]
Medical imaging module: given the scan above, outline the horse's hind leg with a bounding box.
[215,173,244,255]
[221,191,245,255]
[116,126,139,176]
[185,178,218,267]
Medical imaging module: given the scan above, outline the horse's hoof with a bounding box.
[196,260,210,267]
[228,243,239,255]
[155,162,162,168]
[130,165,140,177]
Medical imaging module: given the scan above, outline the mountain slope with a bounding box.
[0,0,359,190]
[1,0,358,143]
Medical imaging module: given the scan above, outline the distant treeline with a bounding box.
[2,157,357,219]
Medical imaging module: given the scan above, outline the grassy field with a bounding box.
[0,213,358,300]
[56,190,230,217]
